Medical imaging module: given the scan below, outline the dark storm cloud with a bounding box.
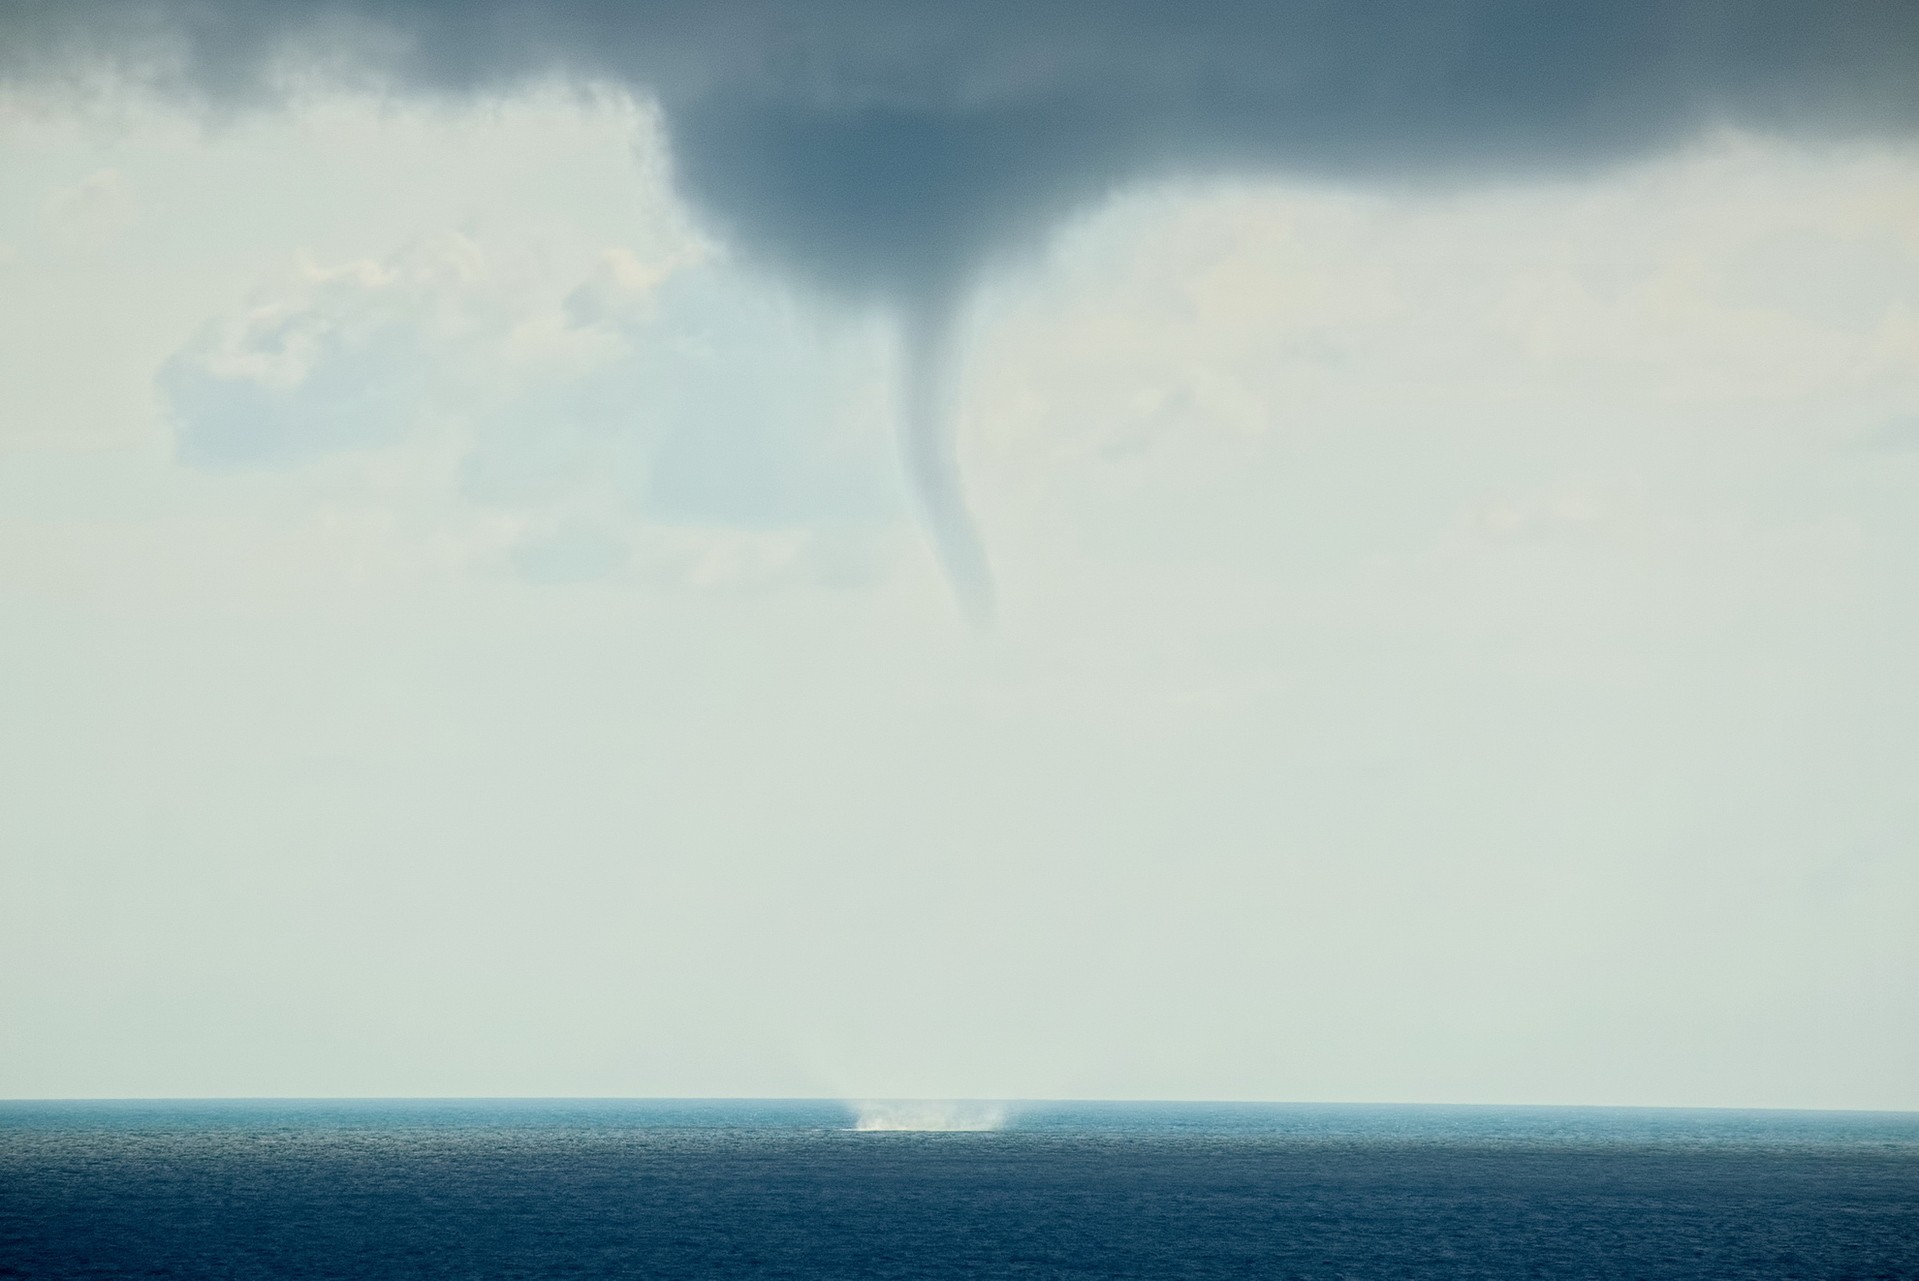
[9,0,1916,294]
[7,0,1916,611]
[10,1,1916,296]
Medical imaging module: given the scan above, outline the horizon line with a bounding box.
[4,1096,1916,1117]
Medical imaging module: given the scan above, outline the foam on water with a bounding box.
[849,1100,1007,1132]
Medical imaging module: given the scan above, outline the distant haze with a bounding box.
[0,3,1915,1106]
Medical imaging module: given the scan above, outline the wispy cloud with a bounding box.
[42,168,134,245]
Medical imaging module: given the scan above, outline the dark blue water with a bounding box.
[3,1101,1916,1279]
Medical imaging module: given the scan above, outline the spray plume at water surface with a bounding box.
[851,1100,1010,1132]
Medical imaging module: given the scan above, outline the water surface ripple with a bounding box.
[3,1101,1915,1279]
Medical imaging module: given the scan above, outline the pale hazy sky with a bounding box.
[2,5,1917,1107]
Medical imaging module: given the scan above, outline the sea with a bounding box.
[2,1100,1916,1279]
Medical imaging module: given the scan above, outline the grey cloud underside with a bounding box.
[12,1,1917,295]
[9,0,1917,608]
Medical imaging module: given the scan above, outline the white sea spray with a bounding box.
[850,1100,1008,1132]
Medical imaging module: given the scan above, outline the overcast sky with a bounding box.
[1,3,1917,1107]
